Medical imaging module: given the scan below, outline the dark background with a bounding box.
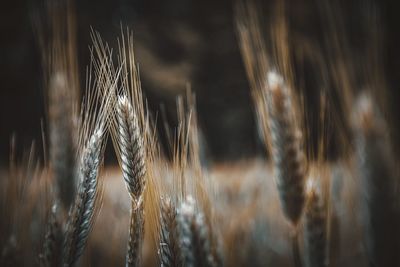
[0,0,399,166]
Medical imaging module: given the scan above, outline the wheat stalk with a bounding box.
[62,126,104,267]
[125,199,145,267]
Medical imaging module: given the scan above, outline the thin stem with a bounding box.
[292,231,303,267]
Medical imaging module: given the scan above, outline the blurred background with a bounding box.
[0,0,399,166]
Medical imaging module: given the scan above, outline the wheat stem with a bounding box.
[126,199,145,267]
[291,232,302,267]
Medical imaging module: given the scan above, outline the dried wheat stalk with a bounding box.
[62,127,104,267]
[159,197,182,267]
[304,188,327,267]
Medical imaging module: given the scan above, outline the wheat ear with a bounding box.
[117,95,146,200]
[49,72,77,210]
[177,196,215,267]
[116,95,147,267]
[267,71,306,225]
[62,127,104,267]
[39,204,63,267]
[159,197,182,267]
[304,188,327,267]
[353,93,399,266]
[266,72,305,267]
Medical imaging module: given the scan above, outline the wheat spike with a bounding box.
[39,204,63,267]
[177,198,196,267]
[62,127,104,267]
[304,188,327,267]
[177,196,215,267]
[353,92,399,267]
[117,95,147,200]
[267,71,306,225]
[191,211,216,267]
[159,197,182,267]
[49,72,77,210]
[40,0,80,211]
[116,95,147,267]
